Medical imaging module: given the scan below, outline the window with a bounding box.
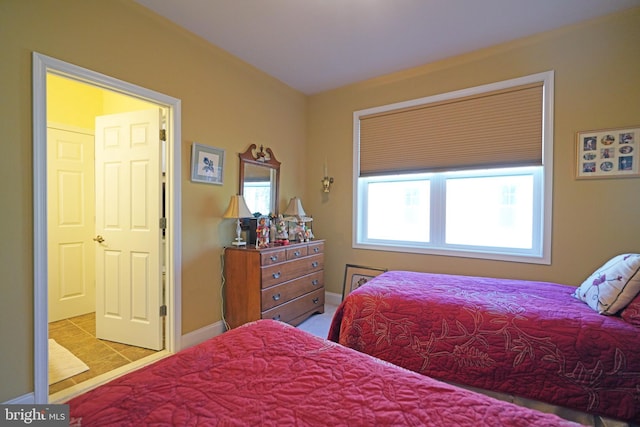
[365,176,430,242]
[353,72,553,264]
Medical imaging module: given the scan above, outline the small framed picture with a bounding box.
[191,143,225,185]
[342,264,387,300]
[575,126,639,179]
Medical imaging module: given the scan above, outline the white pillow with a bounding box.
[573,253,640,314]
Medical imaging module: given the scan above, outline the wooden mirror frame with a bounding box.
[238,144,281,215]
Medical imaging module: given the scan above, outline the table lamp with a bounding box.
[283,196,307,219]
[283,197,313,241]
[223,195,253,246]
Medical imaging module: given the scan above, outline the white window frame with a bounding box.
[352,71,554,264]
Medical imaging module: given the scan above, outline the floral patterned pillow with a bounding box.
[620,292,640,326]
[573,253,640,315]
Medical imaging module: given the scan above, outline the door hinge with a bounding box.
[159,129,166,141]
[159,217,167,229]
[160,305,167,317]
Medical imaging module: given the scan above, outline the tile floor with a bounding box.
[48,313,159,395]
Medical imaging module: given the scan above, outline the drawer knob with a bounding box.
[270,255,279,261]
[311,280,319,286]
[273,314,281,321]
[311,261,319,268]
[313,298,319,304]
[272,272,281,279]
[294,250,300,257]
[313,247,319,253]
[272,293,281,301]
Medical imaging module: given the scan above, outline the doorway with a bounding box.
[47,100,164,395]
[33,52,183,403]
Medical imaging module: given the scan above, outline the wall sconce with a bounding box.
[322,159,334,193]
[222,195,253,246]
[321,176,334,193]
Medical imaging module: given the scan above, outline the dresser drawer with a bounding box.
[262,288,324,324]
[260,248,287,266]
[261,254,324,288]
[286,245,308,260]
[261,271,324,311]
[308,241,324,255]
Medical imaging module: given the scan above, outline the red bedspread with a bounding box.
[69,319,577,426]
[328,271,640,424]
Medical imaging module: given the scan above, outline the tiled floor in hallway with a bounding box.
[48,312,159,395]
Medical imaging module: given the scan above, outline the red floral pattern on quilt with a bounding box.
[68,320,577,426]
[328,271,640,424]
[621,293,640,326]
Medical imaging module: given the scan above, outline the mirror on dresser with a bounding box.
[238,144,280,244]
[238,144,280,216]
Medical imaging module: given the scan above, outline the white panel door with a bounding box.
[47,127,96,322]
[95,109,163,350]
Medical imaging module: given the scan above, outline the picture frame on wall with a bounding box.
[342,264,387,301]
[575,126,639,179]
[191,143,225,185]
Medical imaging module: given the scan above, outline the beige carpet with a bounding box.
[297,304,338,339]
[48,339,89,384]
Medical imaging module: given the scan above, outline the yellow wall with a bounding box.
[47,74,157,128]
[0,0,306,401]
[47,75,104,128]
[306,8,640,291]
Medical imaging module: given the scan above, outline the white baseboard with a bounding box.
[325,291,342,307]
[180,320,226,350]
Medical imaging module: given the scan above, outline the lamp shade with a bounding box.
[223,195,253,219]
[283,197,306,217]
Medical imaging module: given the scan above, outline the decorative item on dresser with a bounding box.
[223,239,325,329]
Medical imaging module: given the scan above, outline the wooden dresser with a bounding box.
[223,240,325,329]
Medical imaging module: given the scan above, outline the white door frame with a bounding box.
[32,52,182,403]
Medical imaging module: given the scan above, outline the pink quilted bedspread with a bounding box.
[328,271,640,424]
[68,320,577,426]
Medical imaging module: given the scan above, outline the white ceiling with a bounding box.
[134,0,640,94]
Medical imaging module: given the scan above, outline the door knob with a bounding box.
[93,235,105,243]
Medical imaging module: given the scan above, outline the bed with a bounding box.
[68,319,577,426]
[328,266,640,426]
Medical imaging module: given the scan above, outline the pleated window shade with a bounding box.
[359,82,543,176]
